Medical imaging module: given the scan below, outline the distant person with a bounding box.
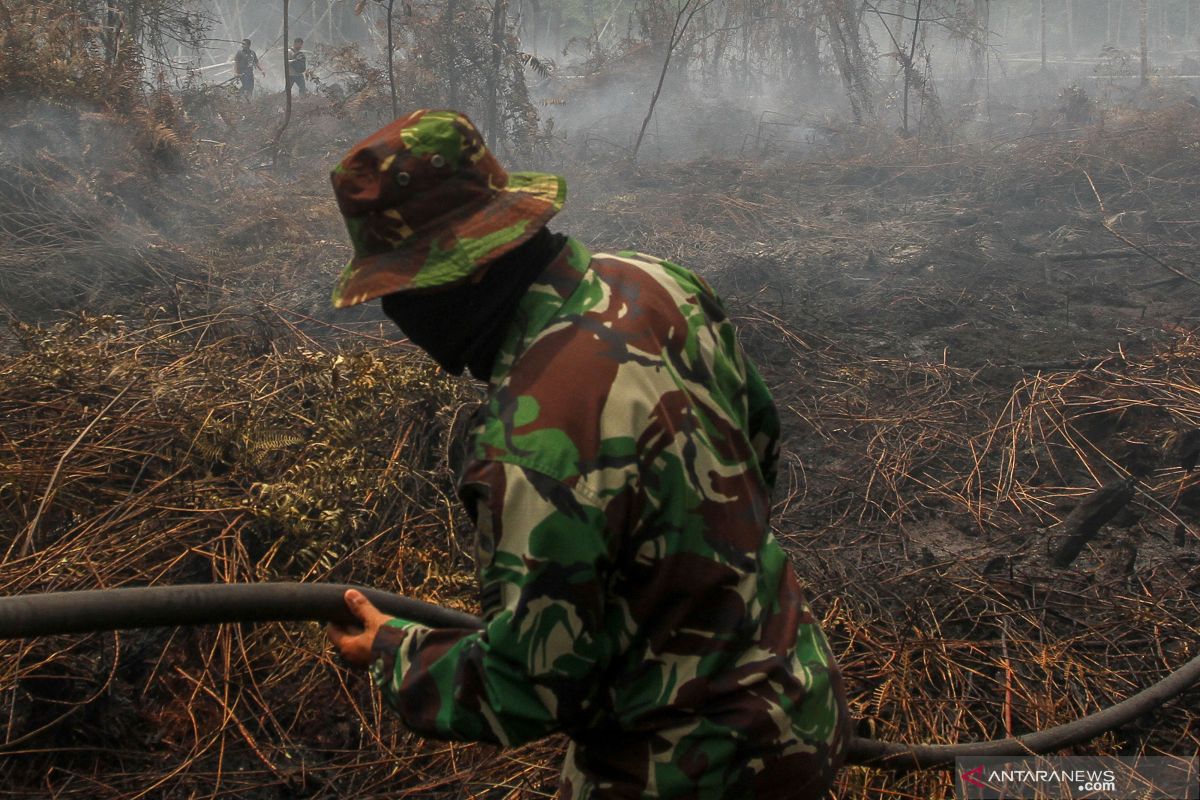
[287,38,308,97]
[233,39,263,98]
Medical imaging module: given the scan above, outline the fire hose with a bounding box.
[1,582,1197,770]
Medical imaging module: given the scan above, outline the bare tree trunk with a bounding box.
[1066,0,1074,57]
[485,0,508,145]
[797,10,820,85]
[386,0,397,119]
[1157,0,1165,54]
[902,0,923,135]
[104,2,124,66]
[740,11,750,89]
[710,1,734,90]
[272,0,292,167]
[524,0,541,52]
[1139,0,1148,84]
[128,0,142,56]
[982,0,990,120]
[1040,0,1047,71]
[632,0,712,161]
[823,0,874,124]
[442,0,462,109]
[282,0,291,119]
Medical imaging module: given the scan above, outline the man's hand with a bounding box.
[326,589,395,668]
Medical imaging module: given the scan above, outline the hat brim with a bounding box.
[332,171,566,309]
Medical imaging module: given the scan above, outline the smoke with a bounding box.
[0,99,203,321]
[516,0,1200,161]
[194,0,380,92]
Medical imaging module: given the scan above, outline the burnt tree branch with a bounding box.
[1052,478,1136,569]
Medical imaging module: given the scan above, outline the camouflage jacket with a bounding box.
[371,238,849,799]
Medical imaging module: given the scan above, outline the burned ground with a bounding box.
[1,86,1198,798]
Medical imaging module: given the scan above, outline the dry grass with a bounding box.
[3,316,1197,797]
[763,324,1200,798]
[0,313,571,797]
[1,84,1199,797]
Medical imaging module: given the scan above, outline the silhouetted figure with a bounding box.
[287,38,308,97]
[233,39,262,98]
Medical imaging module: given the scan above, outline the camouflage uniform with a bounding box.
[331,111,849,799]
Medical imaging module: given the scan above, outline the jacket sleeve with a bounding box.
[368,460,615,746]
[744,357,781,494]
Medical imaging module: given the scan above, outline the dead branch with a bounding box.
[1051,478,1136,569]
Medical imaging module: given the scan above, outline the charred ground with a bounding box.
[1,66,1199,800]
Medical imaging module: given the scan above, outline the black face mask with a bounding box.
[381,228,567,381]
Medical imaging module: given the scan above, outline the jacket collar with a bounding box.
[489,236,591,386]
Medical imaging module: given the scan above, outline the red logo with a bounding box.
[962,765,986,789]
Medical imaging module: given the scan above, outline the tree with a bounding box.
[348,0,545,155]
[631,0,716,160]
[1138,0,1148,85]
[388,0,398,118]
[822,0,876,124]
[486,0,510,144]
[271,0,293,168]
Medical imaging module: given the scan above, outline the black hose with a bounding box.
[0,583,1196,770]
[846,648,1200,768]
[0,583,482,637]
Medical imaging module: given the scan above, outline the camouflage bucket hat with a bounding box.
[330,109,566,308]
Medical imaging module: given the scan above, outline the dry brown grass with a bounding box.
[0,313,571,796]
[1,87,1199,797]
[3,317,1197,797]
[764,325,1200,798]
